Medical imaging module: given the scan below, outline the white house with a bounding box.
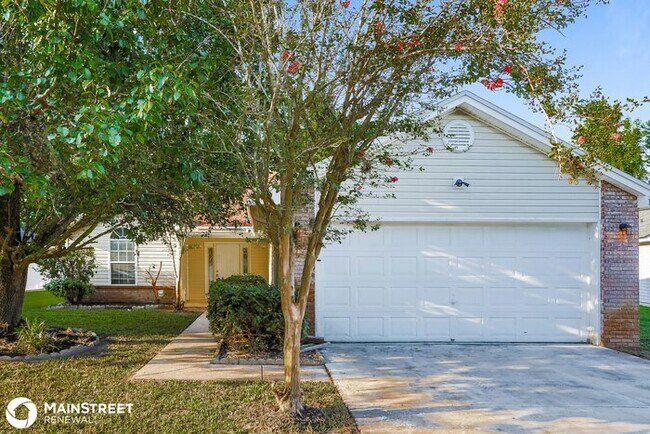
[640,209,650,306]
[70,92,650,353]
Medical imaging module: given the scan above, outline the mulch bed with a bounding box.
[212,341,324,366]
[0,327,98,358]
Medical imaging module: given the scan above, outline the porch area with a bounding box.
[179,234,271,308]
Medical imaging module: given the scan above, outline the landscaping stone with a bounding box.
[0,330,100,362]
[211,340,325,366]
[48,303,163,310]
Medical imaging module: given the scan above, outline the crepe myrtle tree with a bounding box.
[0,0,242,329]
[203,0,609,416]
[559,89,650,183]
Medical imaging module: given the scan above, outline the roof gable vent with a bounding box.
[442,120,474,152]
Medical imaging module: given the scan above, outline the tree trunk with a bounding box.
[0,183,25,331]
[281,306,304,415]
[0,256,28,331]
[175,235,185,310]
[277,225,307,416]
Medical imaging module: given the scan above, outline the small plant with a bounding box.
[15,320,56,354]
[144,261,163,302]
[44,278,94,305]
[172,299,185,312]
[39,249,97,304]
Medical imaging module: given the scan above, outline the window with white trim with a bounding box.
[242,247,249,274]
[110,228,136,284]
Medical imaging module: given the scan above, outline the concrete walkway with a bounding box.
[132,313,328,381]
[324,343,650,433]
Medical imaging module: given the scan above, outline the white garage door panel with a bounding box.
[316,224,595,342]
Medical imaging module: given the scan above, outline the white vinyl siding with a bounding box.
[88,225,176,286]
[353,112,599,223]
[136,239,177,286]
[641,241,650,306]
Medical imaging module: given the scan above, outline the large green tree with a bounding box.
[201,0,615,416]
[0,0,240,329]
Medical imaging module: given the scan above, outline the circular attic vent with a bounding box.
[442,120,474,152]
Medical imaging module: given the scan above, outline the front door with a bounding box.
[215,243,241,280]
[206,243,242,296]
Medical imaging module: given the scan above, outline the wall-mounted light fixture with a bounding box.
[619,223,632,235]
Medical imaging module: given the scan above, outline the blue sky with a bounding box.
[466,0,650,140]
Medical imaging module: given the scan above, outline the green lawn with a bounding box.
[0,291,354,433]
[641,305,650,358]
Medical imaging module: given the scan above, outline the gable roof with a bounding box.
[434,91,650,206]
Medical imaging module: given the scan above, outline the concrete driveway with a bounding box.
[323,344,650,433]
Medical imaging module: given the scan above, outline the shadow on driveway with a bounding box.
[323,344,650,433]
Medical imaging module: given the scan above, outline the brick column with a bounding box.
[600,181,640,354]
[293,192,316,334]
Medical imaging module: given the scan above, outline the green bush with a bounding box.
[40,249,97,304]
[222,274,268,285]
[207,274,308,351]
[15,320,56,354]
[44,277,94,305]
[38,248,97,282]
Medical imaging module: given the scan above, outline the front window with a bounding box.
[242,247,249,274]
[110,228,136,284]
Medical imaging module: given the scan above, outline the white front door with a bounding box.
[215,244,241,280]
[316,223,597,343]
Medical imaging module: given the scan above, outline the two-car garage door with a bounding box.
[315,223,596,342]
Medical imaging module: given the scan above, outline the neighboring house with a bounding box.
[641,209,650,306]
[79,91,650,353]
[26,264,47,291]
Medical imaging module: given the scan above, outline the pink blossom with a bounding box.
[342,0,350,8]
[485,77,504,91]
[495,0,508,18]
[610,132,621,141]
[577,135,586,145]
[390,176,399,183]
[287,61,301,75]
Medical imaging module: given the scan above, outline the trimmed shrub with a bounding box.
[38,248,97,282]
[44,277,94,305]
[221,274,268,286]
[40,249,97,304]
[207,274,307,351]
[15,320,55,354]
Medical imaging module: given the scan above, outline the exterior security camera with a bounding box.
[454,178,470,187]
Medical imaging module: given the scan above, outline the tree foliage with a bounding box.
[0,0,242,327]
[567,90,650,182]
